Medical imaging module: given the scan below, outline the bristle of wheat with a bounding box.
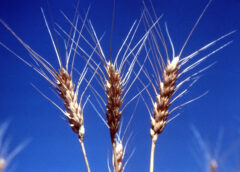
[150,57,179,140]
[57,68,84,140]
[106,62,123,143]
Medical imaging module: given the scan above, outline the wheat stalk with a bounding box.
[140,0,235,171]
[0,7,97,172]
[1,1,236,171]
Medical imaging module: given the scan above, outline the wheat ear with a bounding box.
[86,14,157,171]
[105,62,124,172]
[141,0,235,171]
[0,122,27,172]
[0,8,97,171]
[105,62,123,143]
[210,160,218,172]
[0,159,5,172]
[191,126,223,172]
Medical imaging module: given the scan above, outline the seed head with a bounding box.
[105,62,123,142]
[0,158,5,172]
[151,57,179,139]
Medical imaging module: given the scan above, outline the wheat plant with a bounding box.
[0,0,238,171]
[82,16,156,172]
[0,122,26,172]
[139,0,235,171]
[0,5,100,172]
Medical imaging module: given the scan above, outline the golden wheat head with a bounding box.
[0,7,96,172]
[86,16,159,171]
[142,0,234,142]
[141,0,235,171]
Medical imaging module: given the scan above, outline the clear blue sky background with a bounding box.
[0,0,240,171]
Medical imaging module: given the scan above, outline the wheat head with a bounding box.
[143,0,234,144]
[141,0,235,171]
[0,159,5,172]
[210,159,218,172]
[0,7,95,172]
[150,57,179,142]
[57,68,85,140]
[0,122,27,172]
[106,62,123,143]
[86,16,154,171]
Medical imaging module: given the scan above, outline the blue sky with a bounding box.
[0,0,240,171]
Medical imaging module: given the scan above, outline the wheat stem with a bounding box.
[79,139,91,172]
[150,137,157,172]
